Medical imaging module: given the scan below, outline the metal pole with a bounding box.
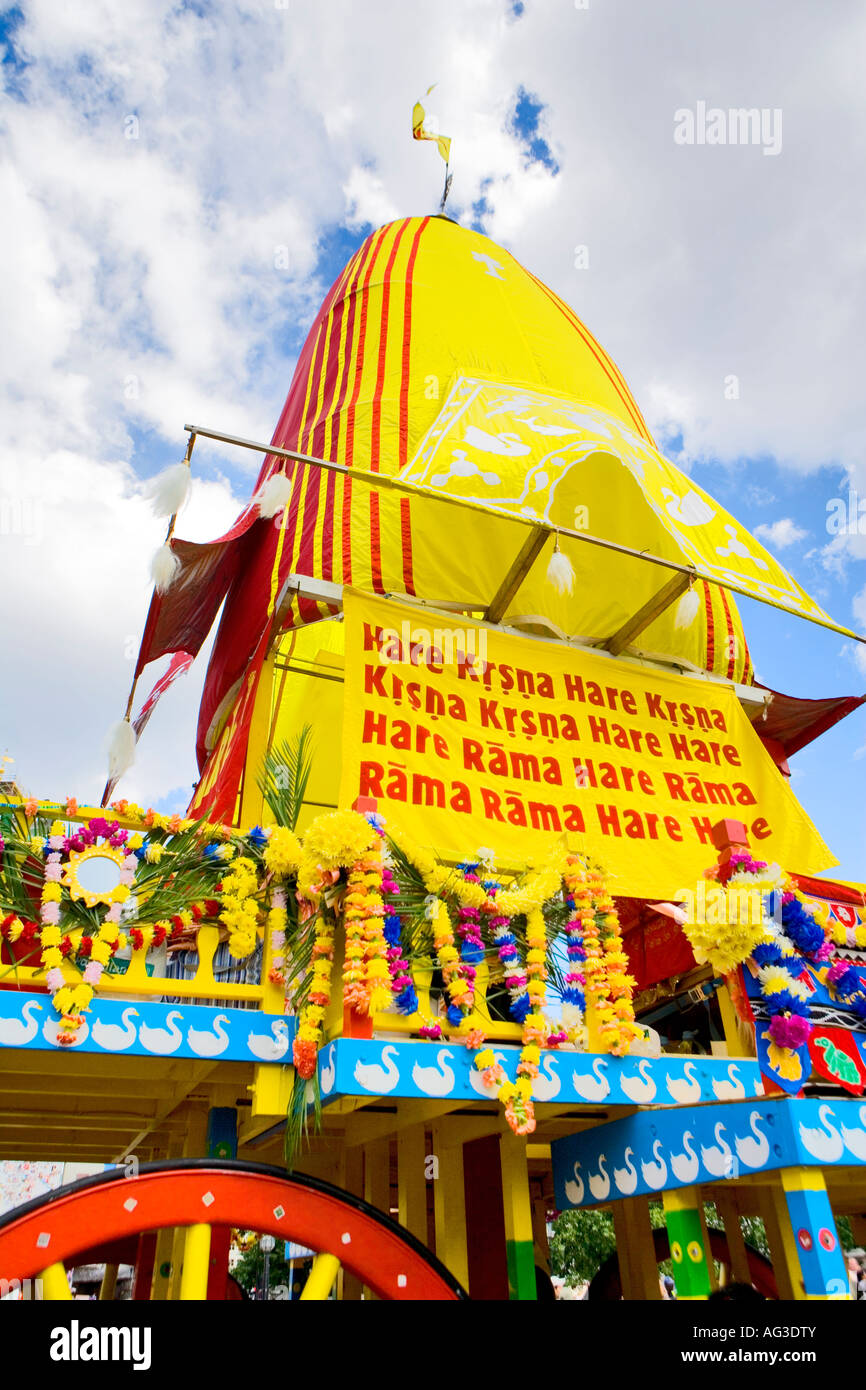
[183,421,865,646]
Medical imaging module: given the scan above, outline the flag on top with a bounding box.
[412,84,451,163]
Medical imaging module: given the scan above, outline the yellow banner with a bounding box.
[339,592,836,899]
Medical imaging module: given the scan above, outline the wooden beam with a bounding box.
[485,526,550,624]
[603,571,692,656]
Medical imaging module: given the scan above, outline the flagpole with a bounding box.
[99,432,198,807]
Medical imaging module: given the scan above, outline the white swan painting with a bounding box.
[700,1123,733,1178]
[711,1063,746,1101]
[139,1010,184,1056]
[247,1019,290,1062]
[353,1045,400,1094]
[469,1050,508,1098]
[670,1133,700,1184]
[666,1062,701,1105]
[531,1054,561,1102]
[573,1058,610,1101]
[640,1140,668,1190]
[613,1148,638,1196]
[564,1162,585,1205]
[798,1105,843,1163]
[588,1156,610,1202]
[187,1014,230,1059]
[620,1059,657,1104]
[320,1043,337,1096]
[91,1008,139,1052]
[43,1015,89,1047]
[840,1105,866,1161]
[0,1000,43,1046]
[412,1048,456,1098]
[734,1112,770,1169]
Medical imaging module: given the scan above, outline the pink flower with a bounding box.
[41,902,60,925]
[83,961,103,984]
[768,1012,811,1049]
[45,968,65,991]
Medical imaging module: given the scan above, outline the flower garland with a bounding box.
[293,910,335,1079]
[585,870,640,1056]
[378,830,417,1015]
[38,817,138,1043]
[217,853,260,960]
[561,857,591,1045]
[262,826,302,996]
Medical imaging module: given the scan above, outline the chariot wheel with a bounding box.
[0,1158,467,1301]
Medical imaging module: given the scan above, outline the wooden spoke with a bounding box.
[299,1252,341,1301]
[40,1261,72,1301]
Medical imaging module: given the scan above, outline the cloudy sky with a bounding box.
[1,0,864,876]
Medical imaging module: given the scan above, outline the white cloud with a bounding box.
[754,518,808,548]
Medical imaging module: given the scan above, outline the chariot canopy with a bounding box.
[127,216,859,821]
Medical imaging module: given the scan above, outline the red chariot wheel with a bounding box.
[0,1158,467,1301]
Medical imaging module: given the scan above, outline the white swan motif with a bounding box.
[354,1044,401,1094]
[91,1007,139,1052]
[712,1063,746,1101]
[531,1053,561,1102]
[461,426,531,457]
[573,1057,610,1101]
[670,1132,700,1184]
[247,1019,290,1062]
[700,1123,733,1178]
[840,1104,866,1161]
[734,1112,770,1169]
[469,1050,508,1097]
[620,1059,657,1103]
[0,1000,43,1046]
[138,1010,184,1056]
[640,1139,668,1190]
[187,1014,230,1058]
[666,1061,701,1104]
[661,487,716,527]
[320,1042,337,1096]
[564,1162,585,1205]
[514,414,577,437]
[798,1104,843,1163]
[588,1156,610,1202]
[43,1014,89,1047]
[412,1048,456,1098]
[613,1148,638,1195]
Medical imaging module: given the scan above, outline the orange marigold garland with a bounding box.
[587,868,640,1056]
[293,909,335,1079]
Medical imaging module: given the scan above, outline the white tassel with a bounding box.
[674,585,700,629]
[106,718,136,780]
[144,463,191,518]
[546,540,575,596]
[151,543,180,594]
[254,473,293,519]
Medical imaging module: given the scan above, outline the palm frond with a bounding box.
[258,727,314,832]
[284,1068,321,1171]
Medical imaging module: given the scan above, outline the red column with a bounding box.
[131,1232,157,1301]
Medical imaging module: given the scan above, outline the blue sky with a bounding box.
[1,0,863,883]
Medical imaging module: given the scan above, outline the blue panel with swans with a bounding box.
[552,1096,866,1209]
[0,989,294,1064]
[317,1038,765,1107]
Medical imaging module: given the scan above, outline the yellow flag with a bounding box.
[412,85,451,164]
